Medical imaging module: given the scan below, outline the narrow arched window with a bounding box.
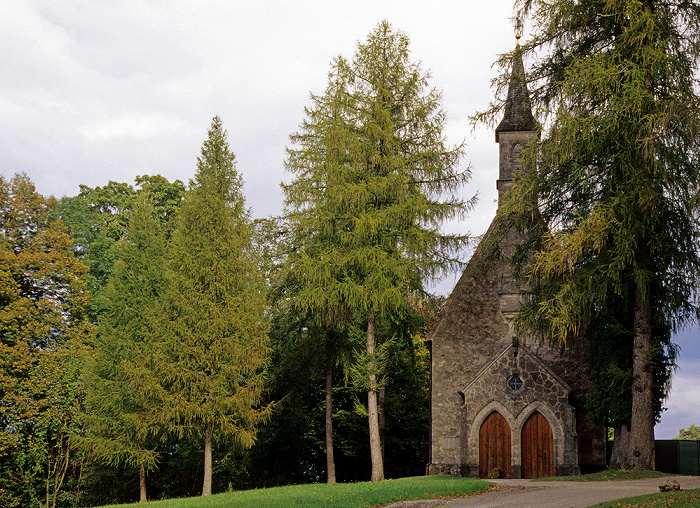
[512,143,523,172]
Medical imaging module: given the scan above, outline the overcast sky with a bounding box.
[2,1,697,439]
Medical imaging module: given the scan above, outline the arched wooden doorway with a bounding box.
[521,411,554,478]
[479,411,511,478]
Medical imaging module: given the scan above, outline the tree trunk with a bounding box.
[630,263,655,470]
[325,357,336,483]
[367,306,384,482]
[139,464,147,503]
[628,0,656,472]
[609,424,631,468]
[202,424,213,496]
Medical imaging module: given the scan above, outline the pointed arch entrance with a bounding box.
[479,411,511,478]
[521,411,553,478]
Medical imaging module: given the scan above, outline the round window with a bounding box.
[508,375,523,391]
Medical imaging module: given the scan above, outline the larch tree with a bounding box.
[81,194,169,503]
[284,21,473,482]
[494,0,700,469]
[281,55,356,484]
[161,116,270,496]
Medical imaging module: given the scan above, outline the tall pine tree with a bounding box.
[284,21,473,481]
[495,0,700,469]
[161,117,270,496]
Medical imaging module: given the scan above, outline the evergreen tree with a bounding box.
[80,194,169,502]
[284,21,473,481]
[495,0,700,469]
[281,55,356,483]
[161,116,270,496]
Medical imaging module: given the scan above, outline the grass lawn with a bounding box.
[534,469,669,482]
[590,488,700,507]
[97,476,491,508]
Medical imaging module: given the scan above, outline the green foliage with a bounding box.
[500,0,700,340]
[238,300,433,487]
[674,425,700,440]
[0,173,95,508]
[284,20,472,321]
[158,116,271,493]
[56,175,185,319]
[585,289,677,427]
[95,476,490,508]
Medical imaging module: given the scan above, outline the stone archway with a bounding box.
[521,411,553,478]
[479,411,511,478]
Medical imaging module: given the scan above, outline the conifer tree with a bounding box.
[81,194,168,502]
[495,0,700,469]
[281,56,355,483]
[284,21,473,481]
[162,116,270,496]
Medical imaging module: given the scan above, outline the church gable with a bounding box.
[428,39,606,478]
[428,254,504,344]
[461,343,570,404]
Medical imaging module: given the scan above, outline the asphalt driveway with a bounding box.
[385,475,700,508]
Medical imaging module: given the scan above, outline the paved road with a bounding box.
[385,476,700,508]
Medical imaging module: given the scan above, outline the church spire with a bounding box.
[495,40,537,142]
[495,38,538,207]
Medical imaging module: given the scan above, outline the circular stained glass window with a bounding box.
[508,375,523,391]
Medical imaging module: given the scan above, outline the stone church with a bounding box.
[427,44,607,478]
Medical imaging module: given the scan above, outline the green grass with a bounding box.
[590,488,700,507]
[534,469,669,482]
[97,476,491,508]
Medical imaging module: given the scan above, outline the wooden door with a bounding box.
[521,411,553,478]
[479,411,511,478]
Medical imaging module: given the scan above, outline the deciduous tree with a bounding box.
[674,425,700,440]
[0,173,94,508]
[56,176,185,319]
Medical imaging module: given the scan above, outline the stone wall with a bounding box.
[428,230,513,473]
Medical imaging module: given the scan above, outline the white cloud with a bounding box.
[656,359,700,439]
[81,114,187,142]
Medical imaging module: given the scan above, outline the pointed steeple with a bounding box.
[495,40,537,142]
[495,38,538,207]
